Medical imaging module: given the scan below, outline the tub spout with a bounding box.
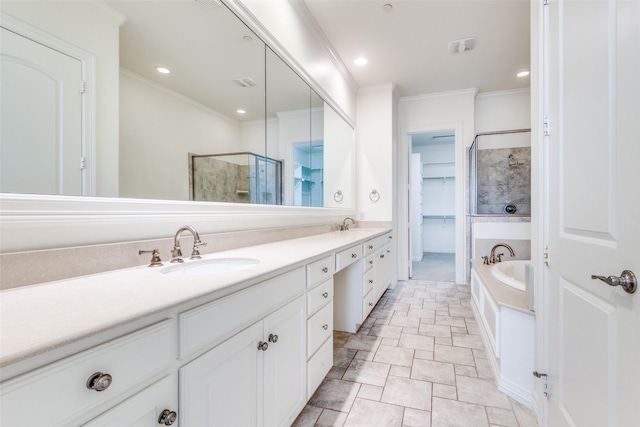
[489,243,515,264]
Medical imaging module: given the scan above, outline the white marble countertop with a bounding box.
[470,259,533,314]
[0,228,390,368]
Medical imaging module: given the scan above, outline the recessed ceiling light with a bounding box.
[156,67,170,74]
[236,109,246,114]
[354,57,368,66]
[242,35,253,42]
[517,71,530,77]
[382,4,393,11]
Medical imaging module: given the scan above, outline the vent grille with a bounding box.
[233,77,257,87]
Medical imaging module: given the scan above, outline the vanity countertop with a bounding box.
[0,228,390,369]
[471,259,532,314]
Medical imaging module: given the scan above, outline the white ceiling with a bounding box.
[302,0,531,97]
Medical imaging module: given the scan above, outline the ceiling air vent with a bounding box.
[195,0,222,10]
[448,37,476,53]
[233,77,257,88]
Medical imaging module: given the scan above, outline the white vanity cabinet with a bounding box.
[179,269,307,427]
[335,232,393,332]
[0,321,174,427]
[83,375,177,427]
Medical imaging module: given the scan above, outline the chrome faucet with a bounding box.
[340,217,356,231]
[489,243,515,264]
[171,225,207,263]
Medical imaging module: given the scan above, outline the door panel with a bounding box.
[546,1,640,426]
[0,27,83,195]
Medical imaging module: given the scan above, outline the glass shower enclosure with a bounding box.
[190,152,282,205]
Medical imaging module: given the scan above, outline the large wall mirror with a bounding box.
[0,0,355,209]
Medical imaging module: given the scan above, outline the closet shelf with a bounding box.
[423,175,455,180]
[423,215,455,219]
[422,161,454,166]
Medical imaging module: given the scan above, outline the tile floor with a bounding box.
[293,280,538,427]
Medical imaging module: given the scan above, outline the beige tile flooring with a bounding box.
[293,280,539,427]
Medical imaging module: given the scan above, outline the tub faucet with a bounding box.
[489,243,515,264]
[340,217,356,231]
[171,225,207,263]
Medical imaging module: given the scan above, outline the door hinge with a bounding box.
[80,80,86,94]
[533,371,549,397]
[543,0,549,5]
[543,245,550,267]
[80,156,86,170]
[543,115,550,136]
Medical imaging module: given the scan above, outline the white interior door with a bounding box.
[546,1,640,426]
[0,27,83,195]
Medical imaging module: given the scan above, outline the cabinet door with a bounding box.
[263,296,306,427]
[83,376,176,427]
[180,322,264,427]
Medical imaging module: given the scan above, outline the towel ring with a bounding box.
[369,189,380,202]
[334,190,343,203]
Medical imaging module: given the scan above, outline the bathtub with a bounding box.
[490,260,530,291]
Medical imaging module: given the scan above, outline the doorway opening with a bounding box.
[410,132,456,281]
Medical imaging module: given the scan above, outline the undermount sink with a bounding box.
[490,260,530,291]
[160,258,260,277]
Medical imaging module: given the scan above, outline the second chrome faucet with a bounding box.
[171,225,207,263]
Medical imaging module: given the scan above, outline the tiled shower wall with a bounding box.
[476,147,531,215]
[192,157,250,203]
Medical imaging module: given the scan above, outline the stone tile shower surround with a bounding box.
[192,157,251,203]
[477,147,531,215]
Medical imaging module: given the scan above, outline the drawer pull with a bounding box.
[369,279,373,284]
[369,260,373,265]
[368,244,374,249]
[322,292,329,298]
[158,409,178,426]
[268,333,279,343]
[322,324,329,330]
[258,341,269,351]
[351,253,358,259]
[369,302,374,307]
[322,267,329,273]
[86,372,112,392]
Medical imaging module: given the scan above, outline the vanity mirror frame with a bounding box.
[0,0,357,253]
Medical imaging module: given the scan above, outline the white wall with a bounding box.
[356,85,396,221]
[475,88,531,132]
[323,104,355,209]
[119,71,242,201]
[1,1,123,197]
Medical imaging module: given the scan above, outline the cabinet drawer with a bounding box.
[363,253,375,273]
[179,267,305,358]
[0,321,173,427]
[307,337,333,399]
[307,279,333,317]
[307,302,333,357]
[363,240,377,256]
[335,245,362,272]
[363,233,392,257]
[307,256,335,288]
[363,289,377,320]
[363,268,374,296]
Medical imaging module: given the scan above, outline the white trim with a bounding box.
[475,87,531,99]
[397,123,466,284]
[399,88,479,103]
[0,12,97,197]
[358,83,397,94]
[0,194,356,253]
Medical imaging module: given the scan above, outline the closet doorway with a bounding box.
[410,132,456,281]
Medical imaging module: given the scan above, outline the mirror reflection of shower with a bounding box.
[189,152,282,204]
